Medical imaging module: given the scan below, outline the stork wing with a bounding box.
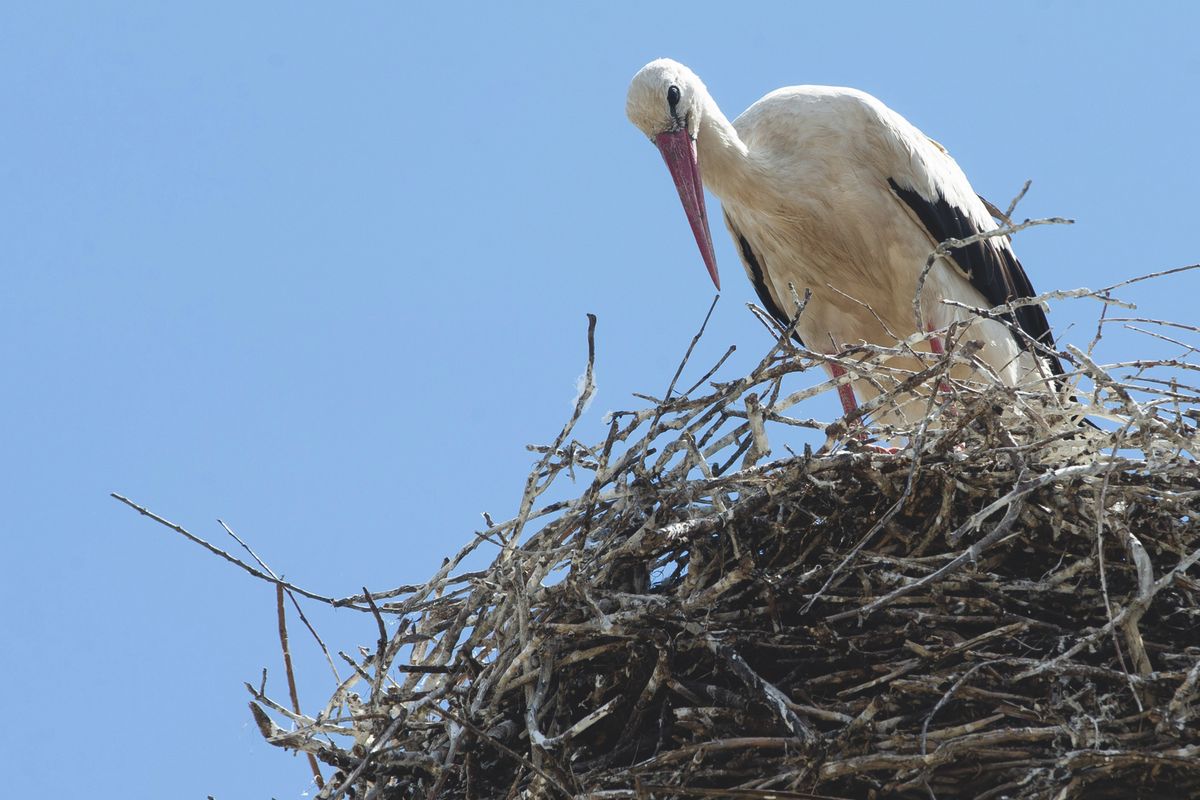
[886,171,1064,377]
[723,211,805,346]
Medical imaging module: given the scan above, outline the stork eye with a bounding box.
[667,85,681,112]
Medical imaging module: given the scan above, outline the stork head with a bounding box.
[626,59,720,290]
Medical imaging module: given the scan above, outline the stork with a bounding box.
[626,58,1064,429]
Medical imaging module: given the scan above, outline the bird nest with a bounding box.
[120,269,1200,799]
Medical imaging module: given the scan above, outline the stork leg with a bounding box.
[827,361,859,417]
[827,361,899,454]
[927,330,952,394]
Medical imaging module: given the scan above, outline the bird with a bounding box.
[625,58,1067,430]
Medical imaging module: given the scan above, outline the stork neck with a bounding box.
[695,95,763,208]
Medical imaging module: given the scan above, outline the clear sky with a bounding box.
[3,2,1197,797]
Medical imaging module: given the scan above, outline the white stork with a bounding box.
[626,58,1064,427]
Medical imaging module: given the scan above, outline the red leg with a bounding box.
[927,330,952,394]
[827,359,898,453]
[828,361,859,416]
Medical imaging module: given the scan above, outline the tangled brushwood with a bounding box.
[120,268,1199,799]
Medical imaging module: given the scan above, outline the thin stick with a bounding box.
[275,584,324,788]
[111,493,360,609]
[219,518,341,682]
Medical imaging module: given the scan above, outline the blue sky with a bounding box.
[2,3,1197,797]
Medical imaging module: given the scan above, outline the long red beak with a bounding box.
[654,129,720,290]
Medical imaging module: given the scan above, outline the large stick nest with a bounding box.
[238,271,1200,800]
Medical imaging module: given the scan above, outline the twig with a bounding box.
[219,518,341,682]
[275,583,324,788]
[705,634,816,743]
[1004,179,1032,220]
[914,215,1074,332]
[111,493,360,609]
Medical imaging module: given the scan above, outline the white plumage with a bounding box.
[626,59,1062,425]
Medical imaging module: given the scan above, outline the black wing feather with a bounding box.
[887,178,1064,377]
[725,212,804,346]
